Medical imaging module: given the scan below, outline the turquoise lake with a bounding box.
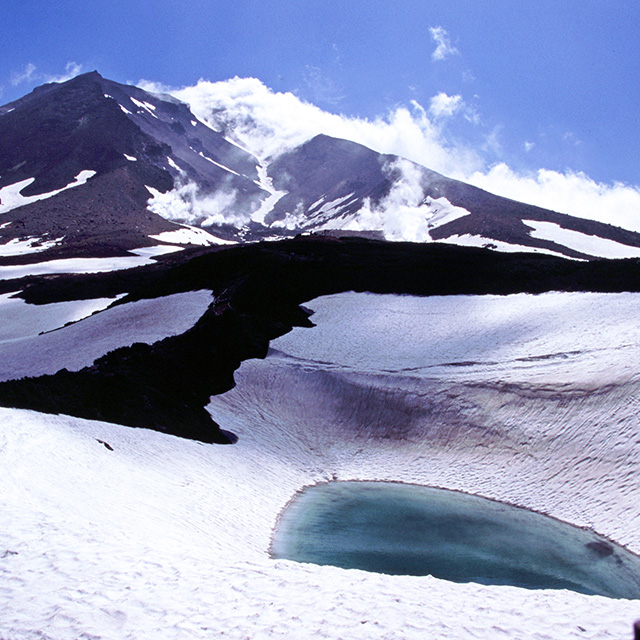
[271,481,640,599]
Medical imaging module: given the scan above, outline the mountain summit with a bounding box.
[2,72,640,261]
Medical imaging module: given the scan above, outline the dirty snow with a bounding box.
[0,236,64,256]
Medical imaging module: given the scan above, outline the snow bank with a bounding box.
[434,232,569,258]
[0,292,118,343]
[271,291,640,386]
[524,219,640,259]
[0,248,178,279]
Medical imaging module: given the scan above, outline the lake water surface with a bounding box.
[271,481,640,598]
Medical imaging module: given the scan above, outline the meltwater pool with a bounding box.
[271,481,640,598]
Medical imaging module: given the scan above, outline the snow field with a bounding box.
[0,290,214,381]
[0,292,118,343]
[1,290,640,639]
[0,246,183,280]
[1,404,639,640]
[524,220,640,259]
[271,291,640,386]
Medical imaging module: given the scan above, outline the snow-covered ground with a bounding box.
[524,220,640,259]
[0,292,117,343]
[0,236,65,257]
[0,290,213,381]
[1,291,640,639]
[0,246,183,280]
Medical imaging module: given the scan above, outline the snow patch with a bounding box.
[0,293,120,344]
[0,290,214,381]
[166,156,184,173]
[130,96,158,117]
[0,252,167,280]
[129,245,184,257]
[0,236,64,256]
[310,193,356,218]
[525,219,640,259]
[150,226,235,245]
[198,152,240,176]
[0,171,96,214]
[250,164,287,224]
[436,233,570,258]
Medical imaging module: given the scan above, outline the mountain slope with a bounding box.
[2,72,640,261]
[259,134,640,260]
[0,72,265,258]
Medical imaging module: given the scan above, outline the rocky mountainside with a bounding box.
[2,71,640,261]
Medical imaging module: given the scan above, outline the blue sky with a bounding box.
[2,1,639,189]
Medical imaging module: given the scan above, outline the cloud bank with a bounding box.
[141,77,640,233]
[142,77,481,177]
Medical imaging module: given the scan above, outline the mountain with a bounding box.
[2,71,640,262]
[0,71,265,258]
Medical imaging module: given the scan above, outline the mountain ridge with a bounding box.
[2,71,640,261]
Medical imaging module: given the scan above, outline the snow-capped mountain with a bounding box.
[0,71,265,257]
[2,71,640,261]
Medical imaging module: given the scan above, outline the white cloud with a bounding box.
[429,26,459,62]
[141,76,640,234]
[9,61,83,91]
[482,126,503,156]
[10,63,36,86]
[562,131,582,147]
[524,141,535,153]
[429,92,463,119]
[303,65,344,107]
[468,164,640,232]
[46,62,84,84]
[140,77,482,178]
